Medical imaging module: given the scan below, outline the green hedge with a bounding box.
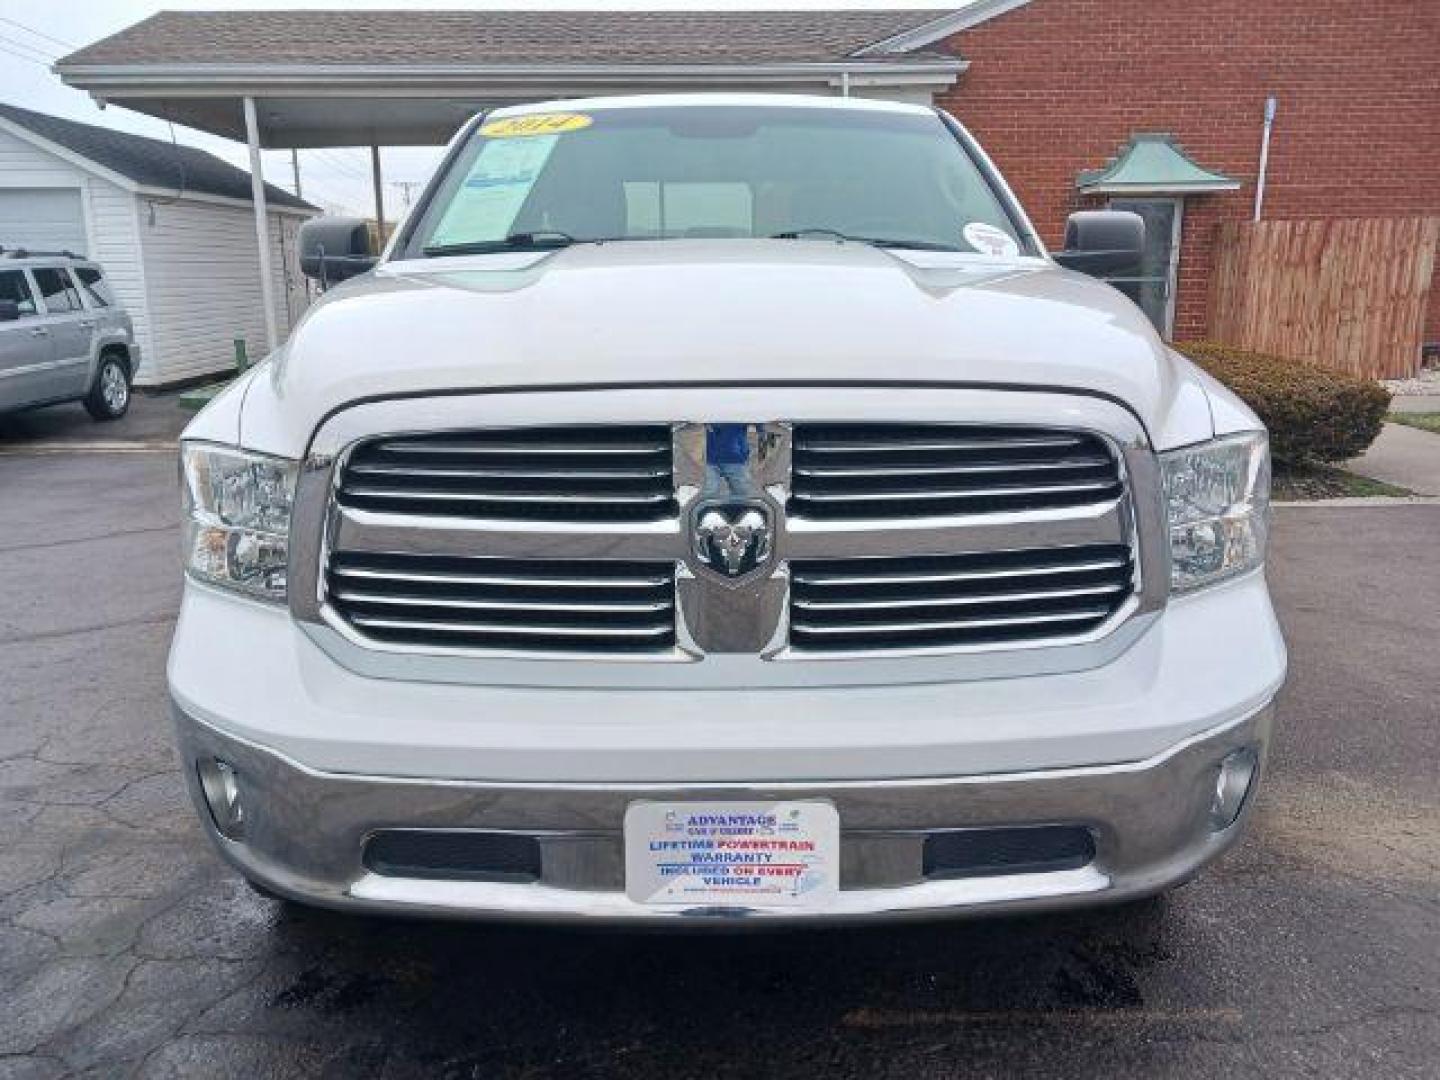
[1177,342,1391,466]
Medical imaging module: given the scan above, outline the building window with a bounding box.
[1107,198,1183,338]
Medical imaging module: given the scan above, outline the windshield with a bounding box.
[405,104,1030,258]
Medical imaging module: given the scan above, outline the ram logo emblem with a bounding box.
[692,504,774,578]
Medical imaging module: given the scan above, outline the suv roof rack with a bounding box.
[0,246,82,259]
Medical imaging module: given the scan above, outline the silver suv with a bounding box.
[0,249,138,420]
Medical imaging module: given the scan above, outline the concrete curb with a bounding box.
[1274,496,1440,508]
[0,440,178,455]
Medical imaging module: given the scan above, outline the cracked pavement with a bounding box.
[1,403,1438,1077]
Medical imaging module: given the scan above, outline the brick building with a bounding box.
[927,0,1440,343]
[59,2,1440,362]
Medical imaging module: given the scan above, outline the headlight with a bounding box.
[1160,432,1270,592]
[181,442,297,601]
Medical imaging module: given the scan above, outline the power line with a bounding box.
[313,149,369,182]
[0,39,53,69]
[0,31,57,63]
[0,15,77,52]
[288,173,356,210]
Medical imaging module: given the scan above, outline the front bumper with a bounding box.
[175,701,1272,924]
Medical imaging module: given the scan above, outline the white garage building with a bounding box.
[0,103,317,386]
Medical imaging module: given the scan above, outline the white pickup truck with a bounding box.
[170,94,1285,923]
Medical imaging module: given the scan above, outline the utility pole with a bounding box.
[290,148,302,199]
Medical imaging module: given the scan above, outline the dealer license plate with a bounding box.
[624,800,840,907]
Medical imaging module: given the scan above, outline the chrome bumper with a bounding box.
[174,702,1272,924]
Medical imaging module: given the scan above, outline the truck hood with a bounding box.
[245,240,1216,453]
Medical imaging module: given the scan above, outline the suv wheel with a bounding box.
[84,354,130,420]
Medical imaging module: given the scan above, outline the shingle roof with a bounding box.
[58,9,961,68]
[0,103,316,210]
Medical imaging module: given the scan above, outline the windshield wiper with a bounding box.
[423,231,577,257]
[768,229,963,252]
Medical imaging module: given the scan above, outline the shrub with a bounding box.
[1177,342,1391,466]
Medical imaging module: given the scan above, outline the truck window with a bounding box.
[32,267,84,314]
[0,270,37,316]
[411,105,1028,257]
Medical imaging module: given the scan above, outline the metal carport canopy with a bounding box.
[52,61,966,150]
[54,8,969,349]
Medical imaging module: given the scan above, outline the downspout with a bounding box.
[839,70,851,97]
[1253,96,1277,222]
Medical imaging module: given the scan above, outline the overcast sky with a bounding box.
[0,0,964,218]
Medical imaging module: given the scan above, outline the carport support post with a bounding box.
[371,142,385,244]
[243,95,280,353]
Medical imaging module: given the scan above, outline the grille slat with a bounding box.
[339,425,676,523]
[793,457,1111,478]
[793,608,1113,637]
[374,439,669,456]
[328,552,676,654]
[795,433,1084,453]
[348,615,674,640]
[791,555,1130,588]
[791,480,1120,504]
[349,464,672,481]
[332,589,672,615]
[792,582,1128,612]
[789,423,1123,520]
[332,565,671,590]
[339,485,674,506]
[789,544,1135,653]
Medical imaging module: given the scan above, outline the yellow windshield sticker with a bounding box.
[480,113,593,139]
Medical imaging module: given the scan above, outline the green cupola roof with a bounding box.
[1077,133,1240,195]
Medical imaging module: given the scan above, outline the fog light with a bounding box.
[1210,747,1259,831]
[197,758,245,840]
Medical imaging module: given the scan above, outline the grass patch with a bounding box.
[1273,465,1412,501]
[1386,411,1440,435]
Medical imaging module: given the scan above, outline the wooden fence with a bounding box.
[1207,217,1439,380]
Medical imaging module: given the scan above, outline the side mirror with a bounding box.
[1052,211,1145,278]
[0,299,19,322]
[299,216,376,286]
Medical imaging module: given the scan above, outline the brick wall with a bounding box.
[934,0,1440,346]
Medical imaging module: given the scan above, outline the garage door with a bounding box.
[0,188,87,256]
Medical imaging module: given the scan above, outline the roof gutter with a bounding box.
[57,59,967,95]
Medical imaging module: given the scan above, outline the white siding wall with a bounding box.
[137,198,310,384]
[84,180,153,368]
[0,126,79,190]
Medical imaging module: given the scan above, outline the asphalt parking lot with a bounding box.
[1,397,1437,1078]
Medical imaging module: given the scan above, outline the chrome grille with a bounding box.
[338,425,675,522]
[327,553,676,653]
[789,424,1122,520]
[789,544,1135,653]
[299,397,1152,671]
